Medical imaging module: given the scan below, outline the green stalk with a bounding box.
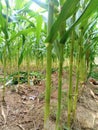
[44,0,54,129]
[80,56,87,83]
[41,56,44,69]
[17,24,20,84]
[2,0,9,102]
[56,44,64,130]
[67,31,74,129]
[36,47,39,70]
[73,28,85,119]
[44,43,52,129]
[72,44,81,119]
[2,46,6,102]
[79,29,87,84]
[9,57,12,74]
[27,52,30,86]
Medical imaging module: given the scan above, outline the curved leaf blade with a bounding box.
[46,0,79,43]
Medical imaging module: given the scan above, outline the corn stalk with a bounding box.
[67,32,74,129]
[55,43,64,130]
[44,0,54,129]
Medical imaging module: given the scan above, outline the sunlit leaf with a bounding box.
[17,15,35,27]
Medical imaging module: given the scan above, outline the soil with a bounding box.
[0,70,98,130]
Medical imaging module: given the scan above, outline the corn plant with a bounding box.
[0,0,9,102]
[46,0,98,129]
[0,0,98,129]
[44,0,54,129]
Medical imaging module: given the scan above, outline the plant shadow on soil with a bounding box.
[0,70,98,130]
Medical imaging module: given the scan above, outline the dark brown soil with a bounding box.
[0,71,98,130]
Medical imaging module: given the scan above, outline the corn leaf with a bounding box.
[60,0,98,43]
[15,0,26,9]
[46,0,79,43]
[14,1,32,14]
[8,28,35,43]
[17,15,35,27]
[59,0,65,5]
[18,35,26,66]
[0,2,8,39]
[18,49,24,66]
[36,15,43,43]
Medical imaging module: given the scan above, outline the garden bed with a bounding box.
[0,71,98,130]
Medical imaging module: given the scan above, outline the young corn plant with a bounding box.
[67,31,74,128]
[44,0,54,129]
[46,0,98,129]
[0,0,97,130]
[55,2,65,128]
[45,0,80,129]
[0,0,9,102]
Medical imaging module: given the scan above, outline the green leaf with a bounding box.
[83,42,94,55]
[53,42,60,60]
[60,0,65,6]
[15,0,32,12]
[17,15,35,27]
[36,15,43,43]
[46,0,79,43]
[15,0,25,9]
[18,35,26,66]
[0,51,3,63]
[60,0,98,43]
[8,28,35,43]
[0,2,9,39]
[18,49,24,66]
